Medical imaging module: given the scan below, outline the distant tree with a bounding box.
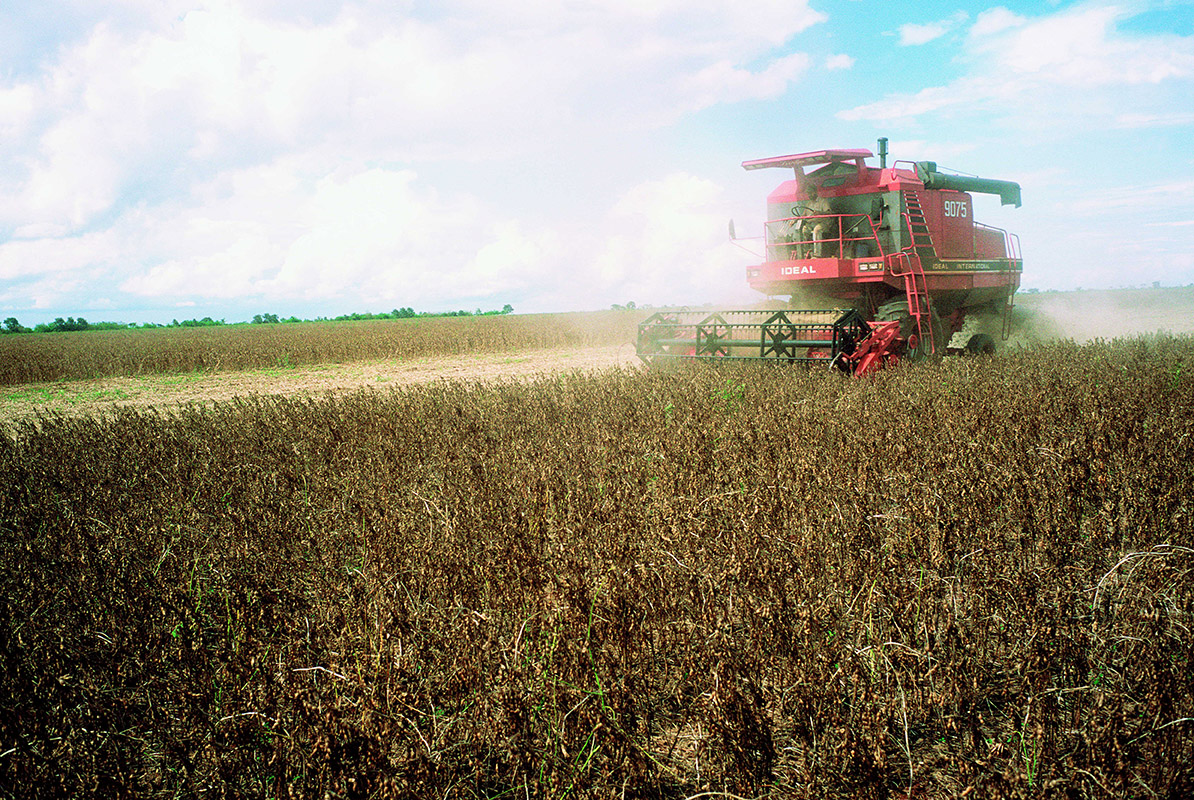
[3,317,26,333]
[501,304,514,315]
[42,317,90,332]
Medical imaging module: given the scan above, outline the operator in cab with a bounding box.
[802,184,838,258]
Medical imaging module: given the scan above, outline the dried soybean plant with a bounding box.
[1,335,1192,798]
[0,310,643,385]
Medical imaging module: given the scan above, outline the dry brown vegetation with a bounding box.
[0,345,640,428]
[4,284,1192,390]
[2,333,1192,798]
[0,311,644,386]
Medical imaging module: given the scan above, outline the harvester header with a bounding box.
[637,138,1024,375]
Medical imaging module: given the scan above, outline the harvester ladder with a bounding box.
[998,237,1022,342]
[888,252,935,355]
[1000,269,1016,341]
[901,189,935,262]
[889,189,937,354]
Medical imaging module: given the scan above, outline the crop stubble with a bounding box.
[1,335,1192,798]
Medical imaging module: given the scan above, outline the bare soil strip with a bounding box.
[0,344,641,427]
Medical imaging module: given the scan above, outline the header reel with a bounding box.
[636,308,903,376]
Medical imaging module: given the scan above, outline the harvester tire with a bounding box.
[874,297,944,361]
[964,333,996,355]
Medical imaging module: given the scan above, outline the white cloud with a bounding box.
[0,0,1189,320]
[0,84,36,138]
[681,52,812,113]
[970,7,1025,38]
[0,0,828,240]
[841,4,1194,123]
[897,11,968,46]
[1065,179,1194,213]
[91,154,576,314]
[447,0,826,50]
[0,0,834,319]
[587,172,753,307]
[987,5,1194,85]
[898,22,950,46]
[0,136,751,318]
[824,53,854,70]
[838,81,978,123]
[462,222,555,298]
[1115,111,1194,128]
[113,161,457,304]
[0,230,120,282]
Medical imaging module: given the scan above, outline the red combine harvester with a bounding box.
[636,138,1023,375]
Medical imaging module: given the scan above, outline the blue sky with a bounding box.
[1,0,1193,325]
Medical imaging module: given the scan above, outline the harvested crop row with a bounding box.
[2,336,1192,798]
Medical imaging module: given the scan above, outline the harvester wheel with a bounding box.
[964,333,996,355]
[874,297,944,361]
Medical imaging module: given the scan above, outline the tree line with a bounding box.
[1,305,515,334]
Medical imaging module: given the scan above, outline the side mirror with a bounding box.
[728,219,737,240]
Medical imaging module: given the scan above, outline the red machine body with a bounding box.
[743,147,1021,318]
[636,140,1024,372]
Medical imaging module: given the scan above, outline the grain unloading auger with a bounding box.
[636,139,1023,375]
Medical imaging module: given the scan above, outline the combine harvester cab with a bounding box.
[637,139,1023,375]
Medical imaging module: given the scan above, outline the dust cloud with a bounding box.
[1010,286,1194,346]
[716,285,1194,349]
